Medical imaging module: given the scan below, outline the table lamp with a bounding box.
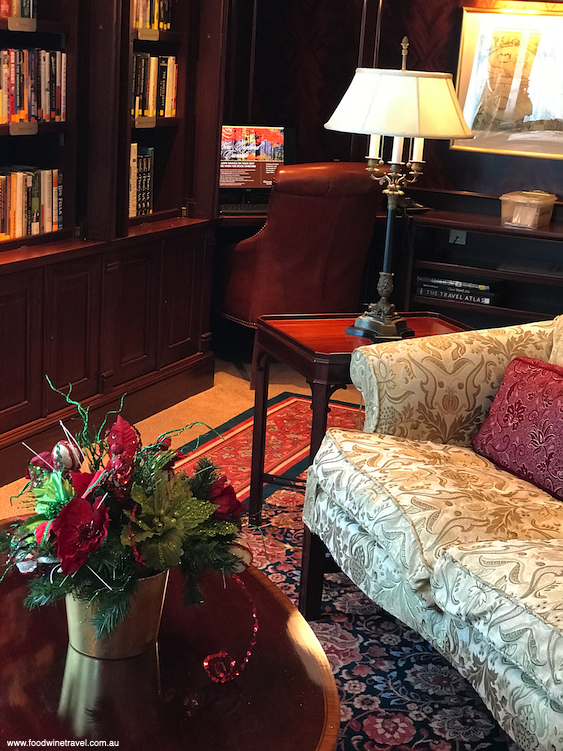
[326,37,473,341]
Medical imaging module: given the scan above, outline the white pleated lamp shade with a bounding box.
[325,68,473,140]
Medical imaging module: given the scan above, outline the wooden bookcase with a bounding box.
[0,0,227,483]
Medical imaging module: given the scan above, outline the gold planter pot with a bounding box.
[65,571,169,660]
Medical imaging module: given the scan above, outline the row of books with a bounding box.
[129,143,154,218]
[132,53,177,119]
[0,48,66,124]
[0,167,62,240]
[414,275,506,306]
[0,0,36,19]
[132,0,171,30]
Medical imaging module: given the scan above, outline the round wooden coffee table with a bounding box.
[0,564,339,750]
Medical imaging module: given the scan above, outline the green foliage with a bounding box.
[0,531,10,552]
[188,456,219,500]
[32,473,74,518]
[179,537,239,606]
[125,470,226,571]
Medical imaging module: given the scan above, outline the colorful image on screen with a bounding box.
[220,126,284,188]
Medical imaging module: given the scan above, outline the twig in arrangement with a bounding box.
[21,441,55,471]
[87,566,113,591]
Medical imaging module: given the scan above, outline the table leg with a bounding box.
[248,348,270,525]
[309,380,345,462]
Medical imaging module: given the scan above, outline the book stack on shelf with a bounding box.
[0,47,66,123]
[0,0,36,21]
[414,275,506,306]
[132,0,172,31]
[129,143,154,218]
[132,53,176,119]
[0,166,61,238]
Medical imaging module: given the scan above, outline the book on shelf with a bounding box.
[132,0,171,31]
[0,47,66,123]
[129,144,154,217]
[132,53,176,119]
[129,142,138,218]
[415,283,504,306]
[5,0,36,18]
[414,275,504,293]
[0,166,61,240]
[136,145,154,216]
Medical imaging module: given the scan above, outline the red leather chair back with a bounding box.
[219,162,383,327]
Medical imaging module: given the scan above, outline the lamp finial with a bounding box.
[401,36,409,70]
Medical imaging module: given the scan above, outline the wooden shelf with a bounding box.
[404,204,563,329]
[412,210,563,241]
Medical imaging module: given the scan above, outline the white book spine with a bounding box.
[41,169,52,233]
[129,142,138,218]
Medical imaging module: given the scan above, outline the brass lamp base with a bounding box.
[346,311,414,342]
[347,270,414,342]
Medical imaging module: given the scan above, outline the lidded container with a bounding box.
[500,190,557,229]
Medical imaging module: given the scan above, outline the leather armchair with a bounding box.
[218,162,384,327]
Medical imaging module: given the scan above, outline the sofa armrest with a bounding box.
[350,318,557,446]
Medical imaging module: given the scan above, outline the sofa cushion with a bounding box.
[431,539,563,709]
[312,427,563,606]
[472,356,563,501]
[549,314,563,367]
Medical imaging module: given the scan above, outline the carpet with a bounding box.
[184,393,519,751]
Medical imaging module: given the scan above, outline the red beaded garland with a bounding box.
[202,573,259,683]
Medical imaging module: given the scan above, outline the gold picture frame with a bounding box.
[453,4,563,159]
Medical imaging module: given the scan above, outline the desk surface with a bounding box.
[0,564,338,751]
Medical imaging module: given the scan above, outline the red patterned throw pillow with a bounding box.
[472,356,563,501]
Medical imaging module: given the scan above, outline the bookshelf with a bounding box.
[402,200,563,330]
[0,0,227,482]
[0,2,76,246]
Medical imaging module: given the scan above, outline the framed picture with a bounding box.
[453,5,563,159]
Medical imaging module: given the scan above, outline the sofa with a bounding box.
[300,316,563,751]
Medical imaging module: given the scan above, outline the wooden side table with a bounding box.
[249,312,469,526]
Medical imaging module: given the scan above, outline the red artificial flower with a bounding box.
[34,520,53,545]
[107,415,139,460]
[70,470,105,500]
[208,476,245,521]
[104,416,140,501]
[51,497,110,574]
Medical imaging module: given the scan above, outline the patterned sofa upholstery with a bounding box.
[301,316,563,751]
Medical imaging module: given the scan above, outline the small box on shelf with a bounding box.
[500,190,556,230]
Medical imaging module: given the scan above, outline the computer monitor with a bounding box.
[219,125,285,189]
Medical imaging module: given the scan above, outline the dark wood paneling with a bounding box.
[101,242,159,389]
[0,269,43,433]
[223,0,374,164]
[43,256,102,413]
[158,227,211,367]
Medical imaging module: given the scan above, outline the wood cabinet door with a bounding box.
[100,241,159,390]
[157,225,212,368]
[43,255,103,414]
[0,268,44,433]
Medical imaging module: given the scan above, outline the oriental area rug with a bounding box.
[180,393,518,751]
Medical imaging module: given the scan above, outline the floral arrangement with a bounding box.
[0,392,248,638]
